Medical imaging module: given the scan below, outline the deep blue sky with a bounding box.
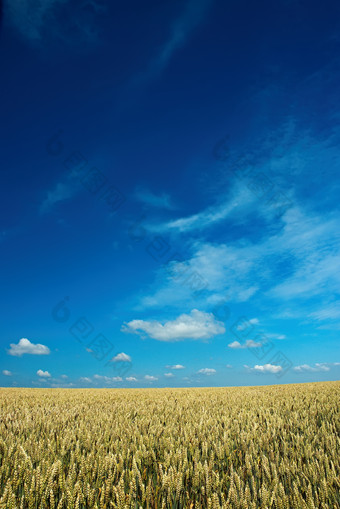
[1,0,340,388]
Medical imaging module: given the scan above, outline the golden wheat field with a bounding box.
[0,382,339,509]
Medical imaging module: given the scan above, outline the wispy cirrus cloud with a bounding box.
[266,333,287,340]
[293,362,340,373]
[40,181,77,213]
[137,204,340,321]
[135,117,340,323]
[146,183,254,234]
[308,305,340,322]
[4,0,106,46]
[135,187,175,210]
[122,309,225,342]
[142,0,213,80]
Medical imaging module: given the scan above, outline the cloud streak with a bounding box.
[148,0,212,77]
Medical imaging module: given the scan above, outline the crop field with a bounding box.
[0,382,339,508]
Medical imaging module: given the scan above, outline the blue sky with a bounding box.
[1,0,340,388]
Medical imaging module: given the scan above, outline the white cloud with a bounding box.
[137,241,260,310]
[228,339,261,349]
[126,376,137,382]
[50,382,74,388]
[2,370,12,376]
[197,368,216,375]
[8,338,50,357]
[138,202,340,318]
[225,364,233,369]
[266,333,287,340]
[308,305,340,322]
[60,374,68,379]
[236,318,259,330]
[122,309,225,341]
[246,339,262,348]
[267,209,340,301]
[144,375,158,381]
[160,198,241,233]
[228,341,242,349]
[93,375,111,382]
[147,180,255,235]
[293,362,337,373]
[79,377,92,383]
[164,373,174,378]
[112,352,131,362]
[250,364,282,374]
[93,374,123,382]
[37,369,51,378]
[166,364,185,370]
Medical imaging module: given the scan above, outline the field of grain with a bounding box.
[0,382,339,508]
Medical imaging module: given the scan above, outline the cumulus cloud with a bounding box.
[79,377,92,383]
[93,375,111,382]
[122,310,225,342]
[247,364,282,374]
[94,374,123,382]
[197,368,216,375]
[2,370,12,376]
[164,373,174,378]
[228,339,262,349]
[144,375,158,381]
[166,364,185,370]
[8,338,50,357]
[112,352,131,362]
[37,369,51,378]
[126,377,137,382]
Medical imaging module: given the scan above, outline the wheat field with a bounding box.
[0,382,339,508]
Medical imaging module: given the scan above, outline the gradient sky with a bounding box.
[1,0,340,388]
